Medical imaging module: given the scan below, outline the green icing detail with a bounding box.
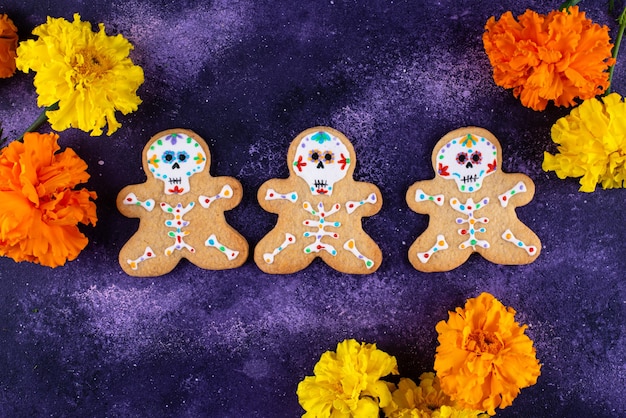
[219,246,225,252]
[157,139,163,145]
[366,260,373,267]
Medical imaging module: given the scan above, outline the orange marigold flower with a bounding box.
[433,293,540,416]
[0,132,98,267]
[0,14,18,78]
[483,6,615,111]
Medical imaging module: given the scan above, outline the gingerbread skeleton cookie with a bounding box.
[406,127,541,272]
[117,129,248,277]
[254,126,382,274]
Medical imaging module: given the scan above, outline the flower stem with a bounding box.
[15,101,60,143]
[559,0,582,11]
[606,6,626,95]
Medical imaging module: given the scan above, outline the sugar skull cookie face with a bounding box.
[292,130,351,196]
[435,133,498,193]
[146,132,207,195]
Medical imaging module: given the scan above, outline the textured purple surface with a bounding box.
[1,1,625,417]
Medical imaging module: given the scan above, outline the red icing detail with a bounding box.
[205,198,211,203]
[126,197,132,202]
[147,252,152,257]
[529,247,535,253]
[161,203,166,207]
[269,193,274,198]
[438,163,450,176]
[168,185,185,194]
[177,236,182,243]
[460,229,467,235]
[424,253,429,259]
[316,189,328,194]
[488,159,497,173]
[338,153,349,170]
[288,237,293,242]
[333,234,338,238]
[321,213,325,217]
[467,206,472,210]
[349,203,354,208]
[294,155,307,172]
[437,197,441,202]
[231,252,235,257]
[316,245,324,250]
[502,196,507,201]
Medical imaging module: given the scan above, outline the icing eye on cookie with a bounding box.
[163,150,176,163]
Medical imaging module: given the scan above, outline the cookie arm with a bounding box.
[406,180,445,215]
[496,173,535,208]
[344,181,382,216]
[198,176,243,211]
[257,178,300,214]
[117,185,156,217]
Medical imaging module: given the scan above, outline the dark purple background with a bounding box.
[1,1,625,417]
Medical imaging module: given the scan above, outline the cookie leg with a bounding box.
[408,233,470,272]
[254,232,313,274]
[119,243,181,277]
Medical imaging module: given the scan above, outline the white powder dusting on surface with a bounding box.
[111,0,255,90]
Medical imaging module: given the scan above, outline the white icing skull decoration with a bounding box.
[435,132,498,193]
[292,130,351,195]
[146,132,207,195]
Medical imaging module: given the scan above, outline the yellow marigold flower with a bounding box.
[483,6,615,111]
[543,92,626,192]
[15,14,144,136]
[296,339,399,417]
[383,373,487,418]
[433,293,540,416]
[0,14,18,78]
[0,132,97,267]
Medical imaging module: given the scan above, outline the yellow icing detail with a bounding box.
[148,154,159,168]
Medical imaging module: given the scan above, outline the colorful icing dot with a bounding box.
[208,239,215,245]
[347,241,355,249]
[366,260,373,267]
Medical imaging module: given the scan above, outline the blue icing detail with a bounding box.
[419,194,425,199]
[311,131,331,144]
[145,201,151,207]
[331,250,337,255]
[291,194,297,200]
[208,239,215,245]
